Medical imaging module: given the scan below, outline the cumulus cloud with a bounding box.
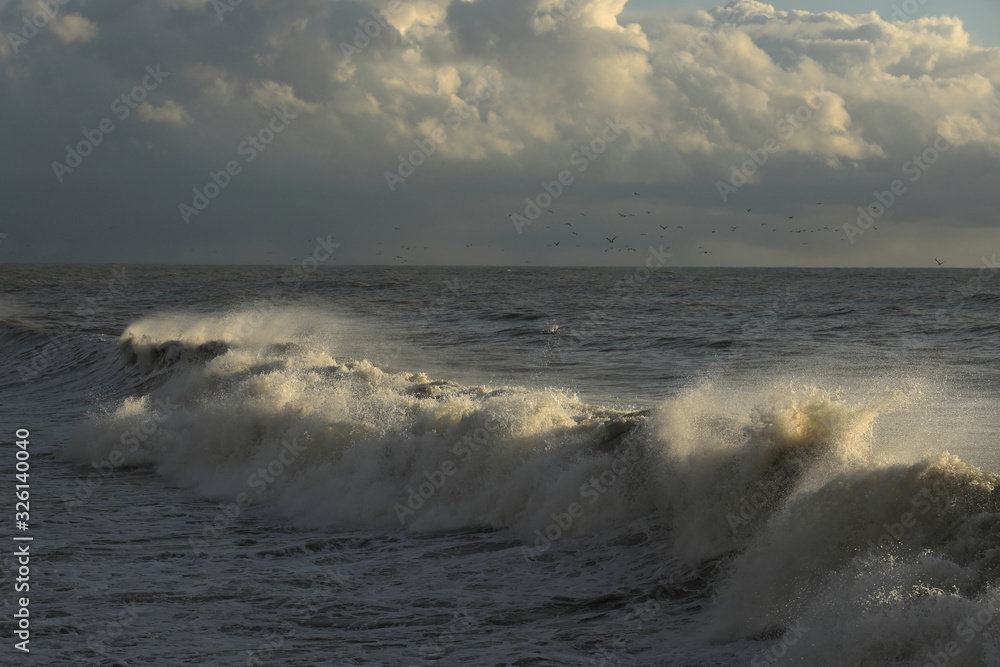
[278,0,999,180]
[48,12,98,44]
[1,0,998,264]
[137,99,194,126]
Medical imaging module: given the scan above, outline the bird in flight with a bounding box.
[606,236,617,243]
[746,208,752,212]
[554,242,560,246]
[935,258,945,265]
[565,222,572,226]
[659,225,668,230]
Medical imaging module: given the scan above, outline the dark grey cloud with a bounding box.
[0,0,998,267]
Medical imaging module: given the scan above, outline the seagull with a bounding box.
[554,242,560,246]
[565,222,572,226]
[746,208,752,212]
[606,236,617,243]
[659,225,668,230]
[634,192,640,196]
[935,258,945,265]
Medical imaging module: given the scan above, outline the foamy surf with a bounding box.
[60,307,1000,665]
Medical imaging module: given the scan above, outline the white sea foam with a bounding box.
[62,307,1000,662]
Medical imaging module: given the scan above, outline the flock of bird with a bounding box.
[499,194,870,257]
[383,192,945,265]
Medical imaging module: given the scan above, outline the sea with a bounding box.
[3,263,1000,666]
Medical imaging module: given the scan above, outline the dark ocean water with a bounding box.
[2,264,1000,665]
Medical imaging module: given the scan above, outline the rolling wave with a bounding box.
[61,308,1000,663]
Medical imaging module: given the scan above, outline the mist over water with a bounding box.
[3,265,1000,665]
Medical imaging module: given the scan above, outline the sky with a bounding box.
[1,0,998,267]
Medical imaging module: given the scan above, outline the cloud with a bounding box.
[48,12,98,45]
[1,0,999,265]
[137,99,194,126]
[6,0,997,172]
